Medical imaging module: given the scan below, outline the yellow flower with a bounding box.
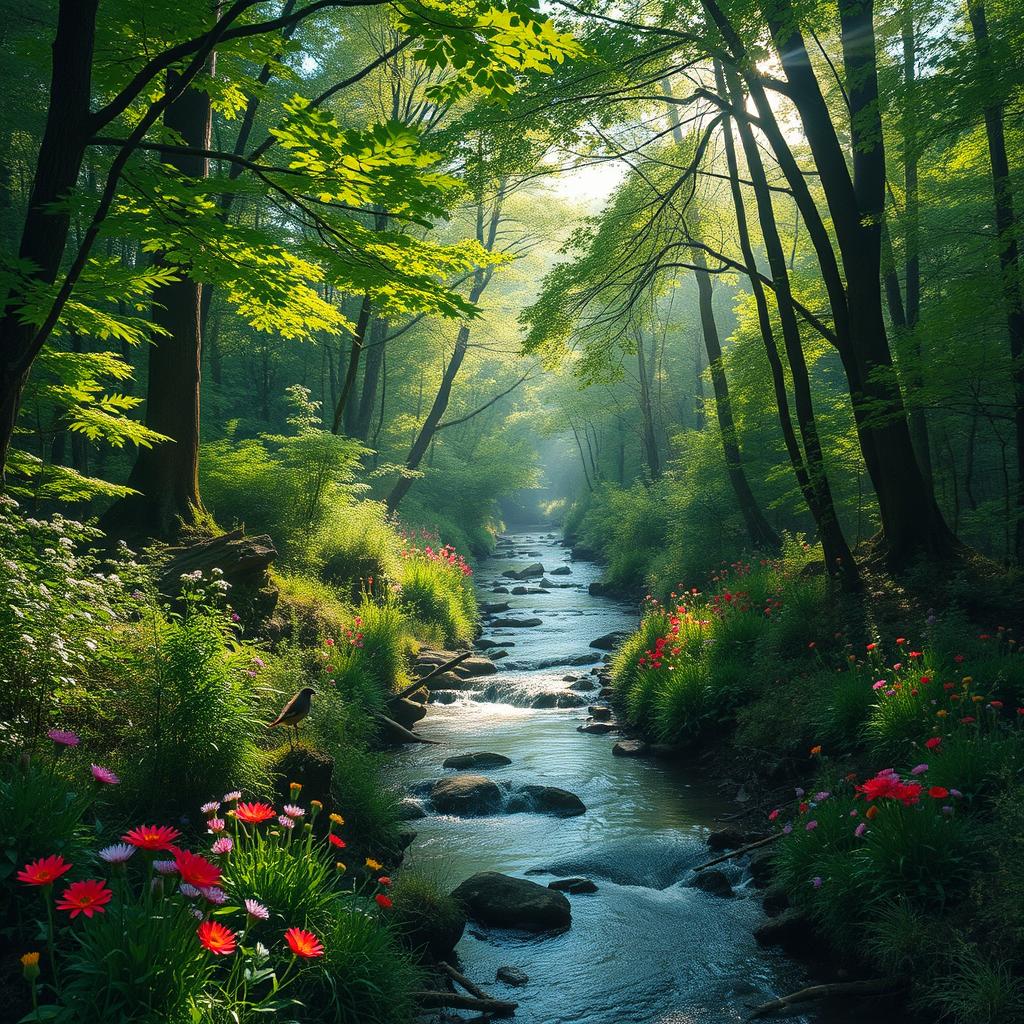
[365,858,383,871]
[21,952,40,981]
[336,862,347,874]
[936,709,948,718]
[310,800,323,810]
[962,676,973,685]
[330,813,345,826]
[972,695,983,703]
[289,781,303,793]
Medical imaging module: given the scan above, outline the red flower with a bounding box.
[56,879,112,918]
[866,642,877,652]
[768,809,780,822]
[235,802,275,824]
[925,737,942,750]
[375,893,393,909]
[856,772,922,806]
[174,849,221,889]
[284,927,324,958]
[990,700,1004,710]
[328,833,346,849]
[197,920,236,955]
[928,786,950,799]
[123,824,181,851]
[17,855,72,886]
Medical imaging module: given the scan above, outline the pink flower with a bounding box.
[48,729,79,747]
[854,823,867,838]
[245,898,269,920]
[910,764,929,775]
[283,804,305,818]
[211,837,233,855]
[207,818,226,833]
[278,815,295,829]
[805,820,818,831]
[90,764,119,785]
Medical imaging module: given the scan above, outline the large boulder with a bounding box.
[753,910,815,955]
[578,721,616,735]
[612,739,649,757]
[443,752,512,770]
[452,657,498,679]
[590,630,629,651]
[549,566,572,576]
[690,869,734,898]
[516,562,546,579]
[515,784,586,817]
[490,617,543,629]
[430,775,503,816]
[452,872,571,932]
[390,697,427,730]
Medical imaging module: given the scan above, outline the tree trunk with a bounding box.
[718,62,856,579]
[967,0,1024,561]
[331,294,372,435]
[385,318,472,512]
[707,0,956,562]
[636,330,662,480]
[694,254,780,550]
[354,317,387,440]
[0,0,99,481]
[103,64,214,538]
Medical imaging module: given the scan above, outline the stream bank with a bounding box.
[389,529,861,1024]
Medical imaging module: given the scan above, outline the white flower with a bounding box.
[98,843,135,864]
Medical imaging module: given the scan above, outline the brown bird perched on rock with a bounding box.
[267,687,315,748]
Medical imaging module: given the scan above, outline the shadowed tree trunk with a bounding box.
[717,61,856,580]
[967,0,1024,562]
[103,63,214,538]
[0,0,99,481]
[704,0,956,562]
[636,328,662,480]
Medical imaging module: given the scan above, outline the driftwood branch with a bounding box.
[389,651,472,702]
[372,711,440,745]
[411,991,517,1017]
[692,832,781,871]
[746,978,903,1020]
[438,961,491,1001]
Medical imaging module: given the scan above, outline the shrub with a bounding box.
[397,544,476,648]
[389,867,465,961]
[114,575,264,814]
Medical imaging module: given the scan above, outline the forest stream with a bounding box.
[391,530,827,1024]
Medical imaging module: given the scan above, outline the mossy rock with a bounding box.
[267,744,334,808]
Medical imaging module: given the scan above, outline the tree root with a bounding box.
[412,991,517,1017]
[746,977,903,1020]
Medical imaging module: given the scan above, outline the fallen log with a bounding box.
[411,991,517,1017]
[747,978,903,1020]
[438,961,491,1001]
[692,832,781,871]
[372,711,440,745]
[390,651,473,702]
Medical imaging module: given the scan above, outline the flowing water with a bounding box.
[390,529,821,1024]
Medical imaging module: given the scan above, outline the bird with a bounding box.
[267,687,316,748]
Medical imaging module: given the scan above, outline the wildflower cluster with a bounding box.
[400,539,472,577]
[10,756,396,1017]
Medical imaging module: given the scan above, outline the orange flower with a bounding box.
[284,927,324,958]
[235,802,276,824]
[17,855,72,886]
[865,805,879,820]
[174,849,221,889]
[197,920,236,955]
[123,824,181,851]
[56,879,112,918]
[810,745,822,756]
